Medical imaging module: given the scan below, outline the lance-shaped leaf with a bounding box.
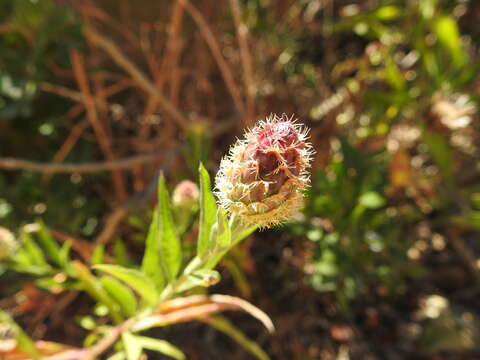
[74,261,122,323]
[197,163,217,257]
[211,208,231,248]
[433,15,465,68]
[141,209,165,290]
[157,175,182,281]
[94,264,158,306]
[22,231,50,269]
[100,276,138,317]
[37,220,62,266]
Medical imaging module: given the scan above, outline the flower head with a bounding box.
[215,114,314,228]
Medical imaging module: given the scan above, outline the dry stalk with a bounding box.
[70,49,128,201]
[228,0,256,125]
[84,25,189,129]
[179,0,245,114]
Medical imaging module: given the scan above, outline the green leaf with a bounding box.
[122,332,143,360]
[433,15,465,68]
[73,261,122,323]
[22,231,50,268]
[141,209,165,291]
[157,175,182,281]
[211,208,231,248]
[232,224,258,245]
[113,239,132,266]
[197,163,217,256]
[204,222,258,270]
[384,57,405,90]
[424,131,453,185]
[36,220,62,266]
[373,5,401,21]
[177,269,221,292]
[100,276,138,317]
[359,191,385,209]
[58,241,72,270]
[138,336,186,360]
[94,264,158,306]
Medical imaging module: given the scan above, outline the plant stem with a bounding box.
[159,255,206,301]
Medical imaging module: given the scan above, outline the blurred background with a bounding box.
[1,0,480,358]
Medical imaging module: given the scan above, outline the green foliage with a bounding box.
[290,0,480,312]
[0,166,264,359]
[94,264,158,307]
[197,163,218,257]
[293,139,421,300]
[2,0,480,358]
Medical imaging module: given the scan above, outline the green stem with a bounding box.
[159,255,205,301]
[159,216,258,302]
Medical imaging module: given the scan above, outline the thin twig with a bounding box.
[448,229,480,284]
[95,207,130,246]
[179,0,245,114]
[40,82,83,102]
[140,0,185,139]
[0,23,14,34]
[52,120,89,163]
[84,25,189,129]
[228,0,256,125]
[0,153,163,173]
[70,49,127,201]
[79,5,140,45]
[165,0,185,105]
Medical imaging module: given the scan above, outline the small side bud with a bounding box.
[215,114,314,228]
[172,180,200,208]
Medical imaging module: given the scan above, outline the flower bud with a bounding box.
[0,227,16,260]
[172,180,200,208]
[215,114,313,228]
